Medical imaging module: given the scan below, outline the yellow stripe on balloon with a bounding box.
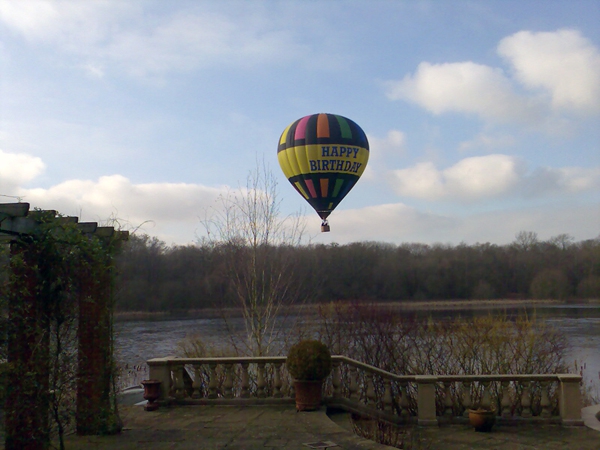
[279,123,293,146]
[294,181,309,199]
[277,152,293,179]
[283,145,302,178]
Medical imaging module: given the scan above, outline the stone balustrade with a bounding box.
[147,355,583,426]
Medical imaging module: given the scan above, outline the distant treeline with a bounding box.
[111,232,599,312]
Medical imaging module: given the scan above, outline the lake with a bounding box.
[113,303,600,391]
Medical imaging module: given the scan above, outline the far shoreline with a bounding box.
[114,298,600,322]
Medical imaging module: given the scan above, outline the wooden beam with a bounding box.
[94,227,114,238]
[0,202,30,218]
[28,210,57,220]
[0,216,38,236]
[56,216,79,225]
[77,222,98,234]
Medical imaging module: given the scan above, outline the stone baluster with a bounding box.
[281,368,290,398]
[461,381,472,417]
[481,381,492,410]
[366,372,376,406]
[443,381,453,418]
[175,365,186,399]
[224,364,234,399]
[192,366,203,399]
[501,380,512,418]
[289,378,295,400]
[168,365,176,398]
[257,362,266,398]
[399,382,410,420]
[240,363,250,398]
[540,381,551,418]
[273,363,283,398]
[332,361,342,398]
[349,366,359,401]
[208,363,218,399]
[383,379,392,411]
[520,380,532,418]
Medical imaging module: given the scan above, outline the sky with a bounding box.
[0,0,599,247]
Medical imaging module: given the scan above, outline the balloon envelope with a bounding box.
[277,113,369,223]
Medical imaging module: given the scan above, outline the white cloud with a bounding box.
[0,1,327,77]
[23,174,225,224]
[390,154,600,202]
[443,155,522,198]
[0,0,134,45]
[385,61,542,123]
[385,29,600,126]
[0,150,227,243]
[498,29,600,114]
[390,161,444,199]
[369,130,406,154]
[557,167,600,192]
[0,0,63,39]
[0,149,45,191]
[390,154,522,201]
[458,133,516,153]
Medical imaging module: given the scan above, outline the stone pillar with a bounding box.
[416,375,438,426]
[558,375,583,426]
[5,240,51,450]
[76,245,120,435]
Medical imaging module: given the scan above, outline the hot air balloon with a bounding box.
[277,113,369,232]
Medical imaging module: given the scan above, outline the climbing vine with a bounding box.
[4,210,124,450]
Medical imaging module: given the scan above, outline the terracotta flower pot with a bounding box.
[468,408,496,432]
[293,380,323,411]
[141,379,162,411]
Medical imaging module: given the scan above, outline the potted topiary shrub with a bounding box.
[287,340,332,411]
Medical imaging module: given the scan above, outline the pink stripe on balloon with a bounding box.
[305,179,317,198]
[294,116,310,140]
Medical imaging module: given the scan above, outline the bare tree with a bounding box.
[513,231,539,251]
[200,160,308,356]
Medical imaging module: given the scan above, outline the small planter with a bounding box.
[293,380,323,411]
[141,379,161,411]
[468,408,496,432]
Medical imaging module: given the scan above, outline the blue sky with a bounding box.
[1,0,599,245]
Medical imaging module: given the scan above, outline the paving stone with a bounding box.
[2,404,598,450]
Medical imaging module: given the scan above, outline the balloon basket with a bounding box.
[321,224,330,232]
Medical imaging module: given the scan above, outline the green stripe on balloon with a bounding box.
[335,115,352,139]
[332,179,344,197]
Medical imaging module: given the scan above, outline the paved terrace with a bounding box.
[7,403,596,450]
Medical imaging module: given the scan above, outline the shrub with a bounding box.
[287,340,332,381]
[317,302,570,416]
